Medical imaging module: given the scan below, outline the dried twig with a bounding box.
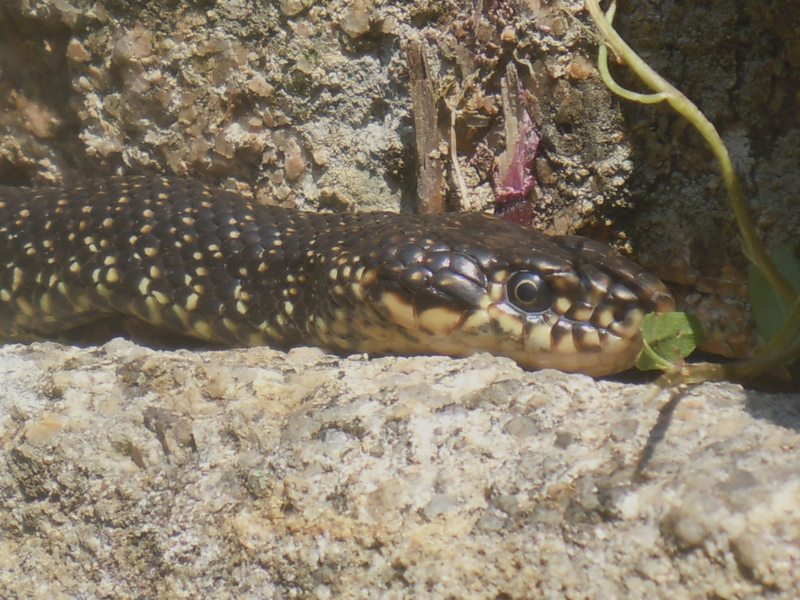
[407,38,445,214]
[442,74,478,211]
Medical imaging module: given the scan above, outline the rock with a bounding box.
[1,340,799,597]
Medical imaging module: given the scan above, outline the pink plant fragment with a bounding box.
[493,66,539,226]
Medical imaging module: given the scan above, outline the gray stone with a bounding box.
[1,341,800,597]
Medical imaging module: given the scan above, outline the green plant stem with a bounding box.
[665,300,800,384]
[585,0,796,306]
[760,297,800,356]
[679,336,800,382]
[639,336,677,371]
[596,4,667,105]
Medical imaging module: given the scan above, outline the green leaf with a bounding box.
[635,312,704,371]
[748,246,800,343]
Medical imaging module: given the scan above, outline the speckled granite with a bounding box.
[1,340,799,598]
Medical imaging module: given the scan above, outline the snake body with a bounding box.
[0,176,674,376]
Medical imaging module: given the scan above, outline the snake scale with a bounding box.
[0,175,674,376]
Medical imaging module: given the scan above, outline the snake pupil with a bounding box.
[507,272,552,313]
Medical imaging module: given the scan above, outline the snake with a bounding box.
[0,175,674,376]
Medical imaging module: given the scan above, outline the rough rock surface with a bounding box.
[1,340,800,598]
[616,0,800,358]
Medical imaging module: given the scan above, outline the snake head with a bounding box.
[338,213,674,377]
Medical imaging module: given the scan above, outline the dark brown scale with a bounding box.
[573,323,602,351]
[430,272,486,309]
[378,258,405,280]
[395,244,425,265]
[546,270,582,300]
[578,264,613,297]
[398,265,432,291]
[550,319,573,347]
[449,253,486,286]
[412,283,455,312]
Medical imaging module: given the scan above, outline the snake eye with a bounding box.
[507,272,552,313]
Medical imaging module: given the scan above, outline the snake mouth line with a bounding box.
[351,287,656,376]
